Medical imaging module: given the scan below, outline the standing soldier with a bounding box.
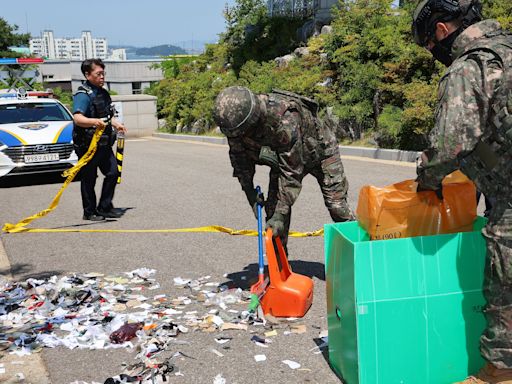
[213,86,353,248]
[412,0,512,381]
[73,59,127,221]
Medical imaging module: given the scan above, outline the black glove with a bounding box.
[244,188,265,219]
[266,212,286,237]
[417,183,443,200]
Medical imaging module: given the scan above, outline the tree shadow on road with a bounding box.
[222,260,325,290]
[0,262,63,281]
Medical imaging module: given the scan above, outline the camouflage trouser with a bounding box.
[480,199,512,369]
[265,152,353,248]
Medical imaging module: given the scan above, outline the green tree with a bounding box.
[221,0,305,72]
[0,17,30,58]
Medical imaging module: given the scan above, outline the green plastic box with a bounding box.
[325,218,487,384]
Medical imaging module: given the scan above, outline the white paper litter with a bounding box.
[282,360,301,369]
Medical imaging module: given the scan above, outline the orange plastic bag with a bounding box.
[356,171,477,240]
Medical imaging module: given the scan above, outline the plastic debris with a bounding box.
[254,354,266,362]
[210,348,224,357]
[0,270,313,382]
[282,360,301,369]
[109,323,143,344]
[213,374,226,384]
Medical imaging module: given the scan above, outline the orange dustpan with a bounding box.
[260,228,313,317]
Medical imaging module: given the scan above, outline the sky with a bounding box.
[3,0,237,48]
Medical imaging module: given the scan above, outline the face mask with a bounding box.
[431,27,463,67]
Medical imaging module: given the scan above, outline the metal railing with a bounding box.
[267,0,319,18]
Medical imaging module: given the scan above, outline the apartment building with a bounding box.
[29,30,108,60]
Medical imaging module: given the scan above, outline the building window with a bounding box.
[132,82,142,95]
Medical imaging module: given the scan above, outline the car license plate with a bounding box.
[24,153,59,163]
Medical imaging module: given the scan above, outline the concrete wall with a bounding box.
[38,59,164,95]
[111,94,157,138]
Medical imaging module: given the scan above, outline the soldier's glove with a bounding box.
[266,213,286,238]
[244,188,265,219]
[417,183,444,200]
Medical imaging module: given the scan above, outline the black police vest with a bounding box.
[72,83,115,149]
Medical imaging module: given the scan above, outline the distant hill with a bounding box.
[135,44,187,56]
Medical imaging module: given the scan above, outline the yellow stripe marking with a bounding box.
[116,153,123,161]
[52,123,68,144]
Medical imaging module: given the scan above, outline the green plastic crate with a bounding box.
[325,218,487,384]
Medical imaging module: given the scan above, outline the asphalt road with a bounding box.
[0,137,417,384]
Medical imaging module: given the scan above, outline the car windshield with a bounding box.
[0,102,73,124]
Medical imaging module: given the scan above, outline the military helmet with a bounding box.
[213,86,264,138]
[412,0,482,47]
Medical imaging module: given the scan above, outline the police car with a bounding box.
[0,89,78,177]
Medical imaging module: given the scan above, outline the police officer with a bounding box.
[412,0,512,381]
[73,59,127,221]
[213,86,353,248]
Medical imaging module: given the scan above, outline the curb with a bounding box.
[152,133,420,163]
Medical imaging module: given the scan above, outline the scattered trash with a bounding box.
[220,323,248,331]
[250,335,271,348]
[0,270,315,382]
[109,323,143,344]
[254,354,266,362]
[290,324,307,334]
[282,360,301,369]
[213,373,226,384]
[264,330,277,337]
[214,336,232,344]
[211,348,224,357]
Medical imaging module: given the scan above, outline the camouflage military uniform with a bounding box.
[417,20,512,368]
[227,91,352,246]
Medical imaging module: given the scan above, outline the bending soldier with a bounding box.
[213,86,354,248]
[412,0,512,382]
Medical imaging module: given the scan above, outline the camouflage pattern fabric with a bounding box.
[416,20,512,368]
[226,91,352,246]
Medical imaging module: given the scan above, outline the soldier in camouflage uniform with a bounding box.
[213,86,353,247]
[412,0,512,382]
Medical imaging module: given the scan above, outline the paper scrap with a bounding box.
[282,360,301,369]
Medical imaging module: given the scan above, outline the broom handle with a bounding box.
[256,186,264,276]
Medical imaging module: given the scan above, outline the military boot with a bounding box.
[454,364,512,384]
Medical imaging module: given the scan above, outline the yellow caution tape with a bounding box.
[3,225,324,236]
[2,124,106,234]
[1,123,324,238]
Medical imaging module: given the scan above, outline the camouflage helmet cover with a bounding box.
[213,86,264,138]
[412,0,482,47]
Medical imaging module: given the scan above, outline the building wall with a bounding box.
[70,60,164,95]
[111,94,158,137]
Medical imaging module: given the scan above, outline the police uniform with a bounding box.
[72,81,119,217]
[417,20,512,369]
[225,90,353,247]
